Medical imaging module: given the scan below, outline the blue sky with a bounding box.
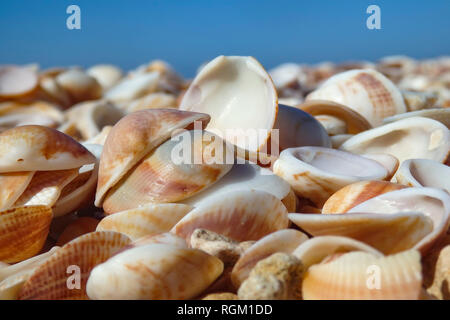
[1,0,449,77]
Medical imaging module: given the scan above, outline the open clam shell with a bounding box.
[231,229,308,288]
[0,206,53,263]
[97,203,193,240]
[362,153,399,180]
[298,100,372,134]
[86,243,223,300]
[289,212,433,254]
[393,159,450,192]
[102,130,233,213]
[179,55,278,154]
[292,236,383,270]
[55,69,102,104]
[105,72,159,103]
[348,187,450,254]
[95,109,210,207]
[18,231,131,300]
[383,108,450,129]
[0,65,38,99]
[171,189,289,242]
[322,180,406,214]
[0,125,96,172]
[302,250,422,300]
[273,146,388,207]
[306,69,406,126]
[340,117,450,164]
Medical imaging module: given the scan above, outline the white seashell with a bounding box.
[383,108,450,128]
[105,72,159,102]
[86,64,123,91]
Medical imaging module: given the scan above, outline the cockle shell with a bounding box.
[288,212,433,254]
[0,205,52,263]
[86,64,123,91]
[18,231,131,300]
[179,55,278,153]
[340,117,450,164]
[298,100,372,134]
[55,69,102,103]
[0,65,38,98]
[180,162,291,208]
[383,108,450,128]
[322,180,406,214]
[0,171,35,210]
[171,189,289,242]
[128,232,188,249]
[0,246,59,300]
[95,108,210,207]
[273,146,388,207]
[348,187,450,254]
[86,243,224,300]
[102,130,233,213]
[393,159,450,192]
[292,236,383,270]
[64,100,124,141]
[96,203,193,240]
[306,69,406,126]
[0,125,96,172]
[302,250,422,300]
[56,217,99,246]
[231,229,308,288]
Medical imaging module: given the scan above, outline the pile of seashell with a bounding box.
[0,55,449,300]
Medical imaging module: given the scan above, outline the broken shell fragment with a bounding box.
[340,117,450,164]
[86,243,224,300]
[96,203,192,240]
[393,158,450,192]
[0,206,53,263]
[273,146,388,207]
[180,55,278,153]
[18,231,131,300]
[289,212,433,254]
[231,229,308,288]
[306,69,407,126]
[171,190,289,242]
[302,250,422,300]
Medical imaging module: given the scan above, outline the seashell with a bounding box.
[102,130,233,213]
[426,244,450,300]
[0,125,96,172]
[362,153,399,180]
[0,65,38,98]
[179,55,278,153]
[377,55,417,80]
[322,180,406,214]
[38,75,72,108]
[269,63,304,90]
[121,92,177,113]
[273,146,388,207]
[306,69,407,126]
[314,115,347,135]
[288,212,433,254]
[202,292,238,300]
[86,64,123,91]
[55,69,102,103]
[13,169,79,207]
[83,126,112,145]
[383,108,450,129]
[281,188,297,213]
[56,217,99,246]
[64,100,124,141]
[302,249,422,300]
[231,229,308,288]
[171,189,289,242]
[96,203,193,240]
[340,117,450,164]
[394,159,450,192]
[330,134,353,148]
[0,171,35,210]
[18,231,131,300]
[292,236,383,270]
[0,246,59,300]
[181,162,291,208]
[95,109,210,207]
[0,205,52,263]
[401,90,438,112]
[129,232,188,249]
[86,243,223,300]
[105,72,159,102]
[298,100,372,134]
[348,187,450,254]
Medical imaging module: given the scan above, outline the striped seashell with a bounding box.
[18,231,131,300]
[56,217,99,246]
